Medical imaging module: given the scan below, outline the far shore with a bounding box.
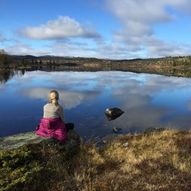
[1,54,191,78]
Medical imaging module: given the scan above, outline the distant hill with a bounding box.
[1,53,191,77]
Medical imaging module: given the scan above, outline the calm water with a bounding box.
[1,70,191,138]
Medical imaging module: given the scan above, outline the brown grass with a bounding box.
[68,129,191,191]
[1,129,191,191]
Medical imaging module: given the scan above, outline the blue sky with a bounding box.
[0,0,191,59]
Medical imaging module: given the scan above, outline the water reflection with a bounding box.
[0,69,26,84]
[24,88,99,109]
[1,70,191,138]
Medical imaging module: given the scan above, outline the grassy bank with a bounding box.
[1,129,191,191]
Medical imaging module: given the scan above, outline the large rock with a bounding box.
[105,107,124,121]
[0,130,81,150]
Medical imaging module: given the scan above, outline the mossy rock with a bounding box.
[0,132,43,150]
[0,130,80,150]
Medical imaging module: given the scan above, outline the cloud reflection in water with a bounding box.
[1,71,191,137]
[24,88,99,109]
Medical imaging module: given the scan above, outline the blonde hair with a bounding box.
[49,90,59,105]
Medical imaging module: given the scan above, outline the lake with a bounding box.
[1,70,191,138]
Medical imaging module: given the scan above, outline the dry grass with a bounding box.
[1,129,191,191]
[70,129,191,191]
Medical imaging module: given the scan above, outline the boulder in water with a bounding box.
[105,107,124,121]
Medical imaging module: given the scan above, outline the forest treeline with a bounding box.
[1,50,191,77]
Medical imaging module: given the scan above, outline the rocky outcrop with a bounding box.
[0,130,81,150]
[0,130,81,191]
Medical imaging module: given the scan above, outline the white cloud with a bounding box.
[5,43,50,56]
[105,0,191,58]
[96,41,144,59]
[21,16,100,40]
[107,0,170,38]
[107,0,191,37]
[146,37,191,57]
[3,1,191,58]
[50,40,98,57]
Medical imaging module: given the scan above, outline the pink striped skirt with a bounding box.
[36,118,67,142]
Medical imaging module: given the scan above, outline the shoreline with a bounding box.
[0,127,168,150]
[1,54,191,78]
[0,127,188,150]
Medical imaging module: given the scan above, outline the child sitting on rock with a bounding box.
[36,90,67,142]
